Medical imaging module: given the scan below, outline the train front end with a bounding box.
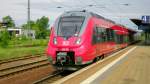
[46,11,93,70]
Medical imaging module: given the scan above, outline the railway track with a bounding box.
[0,53,50,79]
[0,53,73,84]
[0,60,49,78]
[0,53,64,84]
[33,70,73,84]
[0,53,45,65]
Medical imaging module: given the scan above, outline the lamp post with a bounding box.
[27,0,30,37]
[27,0,30,30]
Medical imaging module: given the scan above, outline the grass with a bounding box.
[0,39,49,60]
[9,39,49,47]
[0,46,47,61]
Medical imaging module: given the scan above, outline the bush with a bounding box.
[0,29,10,48]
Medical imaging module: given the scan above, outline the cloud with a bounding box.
[52,0,66,3]
[0,0,150,28]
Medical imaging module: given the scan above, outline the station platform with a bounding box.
[54,44,150,84]
[97,45,150,84]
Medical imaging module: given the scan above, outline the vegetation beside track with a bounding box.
[0,46,47,61]
[0,16,50,61]
[0,36,49,61]
[9,39,49,47]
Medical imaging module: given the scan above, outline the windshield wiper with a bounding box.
[74,24,79,37]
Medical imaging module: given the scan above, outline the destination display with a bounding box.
[141,16,150,24]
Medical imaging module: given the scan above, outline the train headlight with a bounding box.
[76,38,81,44]
[53,37,57,45]
[76,56,82,65]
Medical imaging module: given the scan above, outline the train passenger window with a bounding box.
[120,35,124,43]
[100,28,107,42]
[116,35,124,44]
[92,26,108,44]
[97,27,101,42]
[106,29,114,41]
[94,27,107,42]
[124,35,129,43]
[92,27,98,44]
[122,35,128,43]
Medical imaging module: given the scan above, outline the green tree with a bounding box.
[2,16,15,28]
[22,20,35,29]
[21,16,49,39]
[35,16,49,39]
[0,29,10,48]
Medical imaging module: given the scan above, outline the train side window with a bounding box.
[106,29,114,41]
[97,27,102,43]
[120,35,124,43]
[117,35,123,44]
[124,35,129,43]
[101,28,107,42]
[123,35,128,43]
[112,30,116,41]
[116,34,120,44]
[106,29,111,41]
[113,31,119,43]
[94,27,107,43]
[92,26,98,44]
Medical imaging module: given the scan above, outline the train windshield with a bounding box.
[57,16,85,37]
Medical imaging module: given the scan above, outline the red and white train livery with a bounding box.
[46,10,137,70]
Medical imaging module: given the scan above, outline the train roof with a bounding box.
[114,24,138,33]
[61,10,137,33]
[89,12,115,24]
[62,10,115,24]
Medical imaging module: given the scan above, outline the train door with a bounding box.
[106,29,115,52]
[97,27,104,55]
[114,31,120,49]
[100,28,107,54]
[97,27,108,56]
[96,26,101,56]
[115,34,124,49]
[92,26,99,57]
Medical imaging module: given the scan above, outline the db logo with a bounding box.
[63,41,69,45]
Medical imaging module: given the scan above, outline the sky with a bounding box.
[0,0,150,30]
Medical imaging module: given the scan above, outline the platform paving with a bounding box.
[95,45,150,84]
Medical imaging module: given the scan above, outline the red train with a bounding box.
[46,10,137,70]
